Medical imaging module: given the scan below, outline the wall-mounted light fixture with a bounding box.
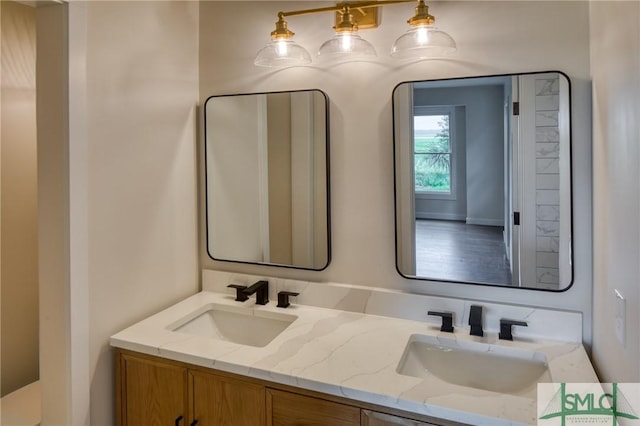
[254,0,456,67]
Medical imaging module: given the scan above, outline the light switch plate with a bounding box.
[615,289,626,346]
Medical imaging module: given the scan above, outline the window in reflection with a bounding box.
[414,113,452,194]
[413,106,457,200]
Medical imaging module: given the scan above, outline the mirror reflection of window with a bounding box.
[393,72,573,291]
[413,107,457,201]
[414,113,452,194]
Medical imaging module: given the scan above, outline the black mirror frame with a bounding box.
[391,71,574,292]
[203,89,332,271]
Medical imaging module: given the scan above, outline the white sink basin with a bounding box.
[397,334,550,396]
[169,303,297,347]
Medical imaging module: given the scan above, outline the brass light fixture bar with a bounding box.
[335,3,379,30]
[277,0,414,30]
[254,0,456,67]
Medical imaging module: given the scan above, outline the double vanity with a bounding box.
[110,70,594,425]
[111,272,598,426]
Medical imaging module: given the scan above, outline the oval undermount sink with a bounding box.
[397,334,550,396]
[168,303,297,348]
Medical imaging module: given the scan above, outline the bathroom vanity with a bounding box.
[115,348,454,426]
[111,274,598,426]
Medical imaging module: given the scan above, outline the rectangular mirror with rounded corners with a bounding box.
[205,89,330,270]
[393,72,572,291]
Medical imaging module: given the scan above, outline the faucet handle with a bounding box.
[468,305,483,322]
[428,311,454,333]
[277,291,300,308]
[227,284,249,302]
[499,319,528,341]
[468,305,484,336]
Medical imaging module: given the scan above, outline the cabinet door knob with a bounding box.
[175,415,183,426]
[190,420,199,426]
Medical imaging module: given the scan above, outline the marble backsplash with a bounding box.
[202,269,583,343]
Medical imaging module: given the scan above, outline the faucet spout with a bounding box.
[242,280,269,305]
[468,305,484,336]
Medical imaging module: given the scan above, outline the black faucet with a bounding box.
[428,311,454,333]
[499,319,528,341]
[242,280,269,305]
[277,291,299,308]
[227,284,249,302]
[468,305,484,336]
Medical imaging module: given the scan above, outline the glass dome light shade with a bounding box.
[317,32,377,62]
[391,25,456,59]
[254,38,312,68]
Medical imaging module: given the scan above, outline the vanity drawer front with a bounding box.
[362,409,440,426]
[267,388,361,426]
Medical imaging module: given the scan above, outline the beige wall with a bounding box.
[37,3,72,424]
[200,1,594,343]
[85,2,200,424]
[590,1,640,382]
[37,1,200,424]
[1,0,39,397]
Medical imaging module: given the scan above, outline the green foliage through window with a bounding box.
[414,114,451,193]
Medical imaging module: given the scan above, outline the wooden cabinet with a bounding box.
[362,410,440,426]
[117,352,188,426]
[117,352,264,426]
[116,349,463,426]
[267,388,360,426]
[190,369,265,426]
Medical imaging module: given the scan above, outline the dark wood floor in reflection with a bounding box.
[415,219,513,286]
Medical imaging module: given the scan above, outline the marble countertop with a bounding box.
[110,291,598,426]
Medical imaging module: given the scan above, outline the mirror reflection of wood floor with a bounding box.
[415,219,513,286]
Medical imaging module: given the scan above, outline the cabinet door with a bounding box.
[190,370,265,426]
[267,388,360,426]
[119,353,188,426]
[361,410,440,426]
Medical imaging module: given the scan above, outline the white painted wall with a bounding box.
[590,1,640,382]
[37,2,200,424]
[200,1,593,345]
[0,0,39,397]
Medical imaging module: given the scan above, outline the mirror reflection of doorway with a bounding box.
[412,105,512,285]
[394,73,572,289]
